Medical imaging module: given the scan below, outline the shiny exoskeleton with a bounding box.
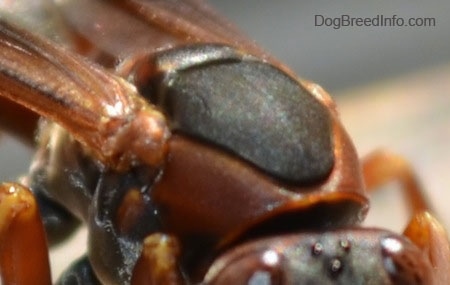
[0,1,448,285]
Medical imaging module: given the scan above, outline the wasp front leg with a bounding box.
[0,183,51,285]
[362,150,450,284]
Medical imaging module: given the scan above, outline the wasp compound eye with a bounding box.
[381,236,432,285]
[154,47,334,184]
[204,249,284,285]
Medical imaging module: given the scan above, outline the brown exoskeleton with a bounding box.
[0,0,449,284]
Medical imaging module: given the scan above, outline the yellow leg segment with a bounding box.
[0,183,51,285]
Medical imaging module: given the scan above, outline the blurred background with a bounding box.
[1,0,449,280]
[210,0,450,92]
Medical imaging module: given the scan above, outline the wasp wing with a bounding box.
[0,0,292,169]
[55,0,278,65]
[0,20,168,168]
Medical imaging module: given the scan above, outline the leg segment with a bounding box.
[362,149,431,214]
[403,212,450,284]
[0,182,51,285]
[361,149,450,284]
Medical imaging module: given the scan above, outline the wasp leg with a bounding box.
[403,212,450,284]
[361,149,450,284]
[131,233,183,285]
[56,255,100,285]
[0,182,51,285]
[362,149,432,215]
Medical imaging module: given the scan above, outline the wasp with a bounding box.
[0,0,448,284]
